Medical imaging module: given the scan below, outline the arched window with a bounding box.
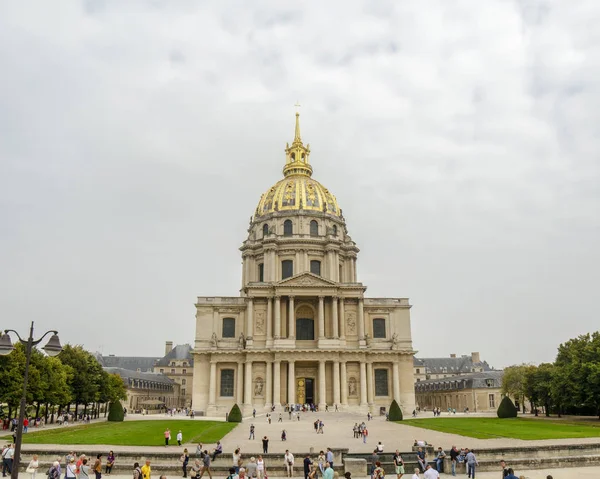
[284,220,293,236]
[333,225,338,236]
[281,260,294,279]
[262,224,269,237]
[373,318,386,338]
[258,263,264,282]
[310,260,321,276]
[296,318,315,340]
[310,220,319,236]
[222,318,236,338]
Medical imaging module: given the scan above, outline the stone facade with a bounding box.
[414,370,503,412]
[413,352,493,382]
[153,342,194,407]
[192,114,416,416]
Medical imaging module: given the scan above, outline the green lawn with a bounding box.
[1,420,237,446]
[401,417,600,440]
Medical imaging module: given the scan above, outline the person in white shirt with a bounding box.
[26,455,40,479]
[376,442,384,453]
[411,468,420,479]
[423,464,439,479]
[284,450,294,478]
[177,430,183,446]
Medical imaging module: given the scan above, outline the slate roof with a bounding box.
[95,353,159,372]
[414,370,504,391]
[413,356,493,374]
[154,344,194,367]
[103,367,174,385]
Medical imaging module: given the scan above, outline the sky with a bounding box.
[1,1,598,369]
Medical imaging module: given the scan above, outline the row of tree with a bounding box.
[0,344,127,422]
[502,331,600,418]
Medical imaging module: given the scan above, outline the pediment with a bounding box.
[276,272,337,288]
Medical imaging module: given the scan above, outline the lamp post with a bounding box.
[0,321,62,479]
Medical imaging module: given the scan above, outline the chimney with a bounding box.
[471,352,480,363]
[165,341,173,355]
[450,354,456,358]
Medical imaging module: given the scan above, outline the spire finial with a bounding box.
[294,102,301,144]
[283,105,312,178]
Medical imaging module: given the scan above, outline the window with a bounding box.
[374,369,389,396]
[486,378,494,387]
[258,263,264,282]
[182,388,186,395]
[182,379,187,385]
[283,220,293,236]
[310,260,321,276]
[282,260,293,279]
[373,318,386,338]
[296,318,315,340]
[182,369,187,374]
[489,394,495,408]
[333,225,338,236]
[262,223,269,237]
[171,369,175,374]
[160,369,164,373]
[220,369,234,397]
[310,220,319,236]
[416,369,420,374]
[222,317,236,338]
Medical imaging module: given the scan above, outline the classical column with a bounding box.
[208,361,217,405]
[288,361,296,404]
[359,362,367,406]
[271,251,277,282]
[237,362,244,404]
[333,360,341,406]
[392,362,401,403]
[295,251,301,273]
[318,360,326,407]
[339,298,346,340]
[266,360,273,407]
[274,296,281,339]
[288,296,295,339]
[358,298,365,340]
[318,296,325,339]
[247,297,254,338]
[332,297,339,338]
[244,361,253,405]
[273,360,281,406]
[303,250,308,271]
[266,297,273,342]
[340,361,348,405]
[366,362,374,405]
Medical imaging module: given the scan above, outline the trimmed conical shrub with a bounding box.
[497,396,518,418]
[107,402,124,422]
[228,403,243,422]
[388,399,403,421]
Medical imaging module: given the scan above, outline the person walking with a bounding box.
[249,424,255,440]
[181,448,190,478]
[262,436,269,454]
[198,450,212,479]
[256,455,266,479]
[65,458,77,479]
[393,450,405,479]
[133,463,142,479]
[322,463,333,479]
[177,431,183,446]
[362,427,368,444]
[325,449,334,470]
[500,460,509,478]
[79,460,91,479]
[105,452,115,475]
[284,450,294,478]
[93,454,102,479]
[26,455,40,479]
[423,464,439,479]
[164,429,171,447]
[317,451,325,475]
[369,451,379,479]
[233,449,242,474]
[410,468,420,479]
[465,450,478,479]
[372,462,385,479]
[303,454,312,479]
[246,457,257,479]
[141,460,152,479]
[2,444,14,477]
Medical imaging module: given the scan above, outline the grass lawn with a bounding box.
[0,420,237,446]
[401,417,600,440]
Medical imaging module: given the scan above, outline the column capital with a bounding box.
[275,295,281,300]
[288,295,295,300]
[318,295,325,300]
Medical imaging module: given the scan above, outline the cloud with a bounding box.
[0,0,598,368]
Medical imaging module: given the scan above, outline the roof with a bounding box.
[413,356,493,374]
[414,370,504,391]
[154,344,194,367]
[103,367,175,385]
[95,354,159,372]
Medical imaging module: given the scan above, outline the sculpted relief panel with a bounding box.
[346,312,357,335]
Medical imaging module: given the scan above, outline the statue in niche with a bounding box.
[391,333,400,349]
[348,377,358,397]
[210,332,218,347]
[238,333,246,349]
[254,377,264,397]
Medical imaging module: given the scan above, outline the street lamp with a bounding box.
[0,321,62,479]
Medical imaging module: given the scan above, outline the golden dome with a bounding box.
[255,113,342,218]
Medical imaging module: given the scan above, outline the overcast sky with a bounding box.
[1,1,598,369]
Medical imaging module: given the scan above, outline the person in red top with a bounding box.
[23,418,29,433]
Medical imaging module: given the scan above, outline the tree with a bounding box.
[524,363,554,416]
[228,404,243,422]
[497,396,518,418]
[58,345,102,417]
[501,365,529,412]
[388,400,403,421]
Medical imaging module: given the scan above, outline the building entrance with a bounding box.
[296,377,315,405]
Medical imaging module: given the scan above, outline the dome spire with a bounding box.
[283,108,312,177]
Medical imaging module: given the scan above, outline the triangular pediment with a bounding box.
[276,272,338,287]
